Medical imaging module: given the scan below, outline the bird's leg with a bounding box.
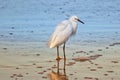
[63,58,66,76]
[56,46,61,60]
[63,43,66,60]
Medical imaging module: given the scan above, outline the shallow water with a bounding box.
[0,22,120,54]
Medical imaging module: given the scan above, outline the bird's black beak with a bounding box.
[78,19,85,24]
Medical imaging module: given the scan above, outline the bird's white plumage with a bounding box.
[48,16,79,48]
[49,20,72,48]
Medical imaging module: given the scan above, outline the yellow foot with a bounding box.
[56,57,62,61]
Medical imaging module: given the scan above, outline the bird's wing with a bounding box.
[53,20,70,34]
[48,20,68,46]
[48,20,73,48]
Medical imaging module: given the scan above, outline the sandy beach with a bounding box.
[0,0,120,80]
[0,41,120,80]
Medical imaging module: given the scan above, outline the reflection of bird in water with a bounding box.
[48,16,84,60]
[49,71,68,80]
[48,59,68,80]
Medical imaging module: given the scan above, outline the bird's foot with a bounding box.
[56,57,62,61]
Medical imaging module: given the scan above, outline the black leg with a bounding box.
[56,46,61,60]
[57,46,59,58]
[63,43,66,60]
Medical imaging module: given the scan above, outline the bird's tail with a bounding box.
[49,45,54,48]
[48,39,54,48]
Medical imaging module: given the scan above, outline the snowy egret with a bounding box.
[48,15,84,60]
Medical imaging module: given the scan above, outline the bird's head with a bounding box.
[69,15,84,24]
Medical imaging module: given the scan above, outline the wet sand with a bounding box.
[0,42,120,80]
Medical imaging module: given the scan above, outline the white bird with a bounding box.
[48,15,84,60]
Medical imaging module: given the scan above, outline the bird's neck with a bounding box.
[71,21,78,35]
